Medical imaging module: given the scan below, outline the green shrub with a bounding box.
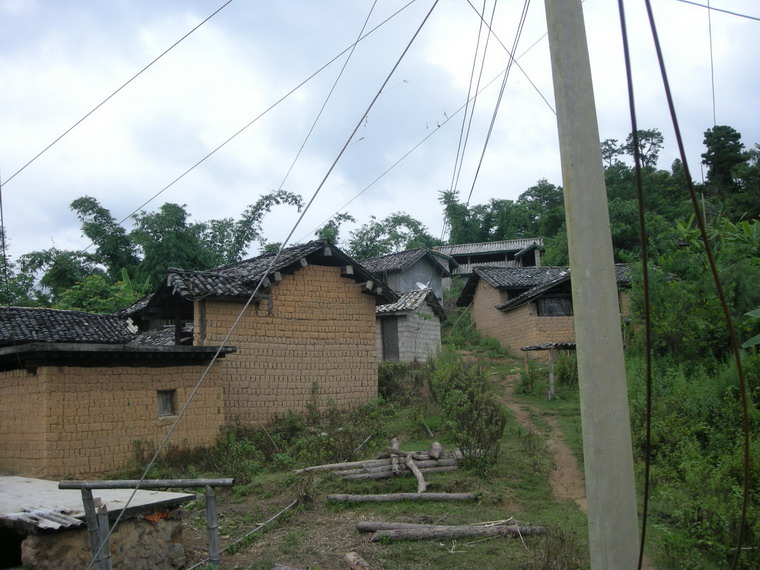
[517,359,544,395]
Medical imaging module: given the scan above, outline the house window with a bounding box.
[537,297,573,316]
[157,390,177,416]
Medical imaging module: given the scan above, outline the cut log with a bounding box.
[369,524,547,542]
[387,448,427,461]
[390,438,400,476]
[405,455,427,493]
[327,493,476,503]
[294,459,391,474]
[429,441,443,460]
[342,466,458,481]
[344,551,371,569]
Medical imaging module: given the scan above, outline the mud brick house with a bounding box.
[0,241,394,478]
[456,265,631,360]
[360,247,454,300]
[375,288,445,363]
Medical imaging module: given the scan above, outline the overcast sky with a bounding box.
[1,0,758,261]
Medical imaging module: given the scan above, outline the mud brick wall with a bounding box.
[0,365,224,478]
[0,369,47,477]
[200,264,378,425]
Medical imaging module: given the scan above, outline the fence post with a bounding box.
[206,485,220,567]
[97,505,113,570]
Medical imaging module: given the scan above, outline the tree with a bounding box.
[347,213,439,259]
[315,212,355,244]
[601,138,625,168]
[702,125,746,192]
[70,196,139,280]
[623,128,664,168]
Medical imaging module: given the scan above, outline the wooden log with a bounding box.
[390,438,400,476]
[344,552,371,569]
[369,524,548,542]
[327,493,476,503]
[336,457,457,476]
[405,455,427,493]
[387,448,427,461]
[342,466,458,481]
[429,441,443,460]
[294,459,391,474]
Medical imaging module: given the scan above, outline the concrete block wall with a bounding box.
[0,365,224,478]
[397,306,441,363]
[202,264,379,425]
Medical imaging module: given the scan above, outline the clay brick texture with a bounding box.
[0,365,223,478]
[200,264,379,425]
[471,280,630,362]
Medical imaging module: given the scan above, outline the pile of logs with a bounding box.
[295,439,462,494]
[356,520,548,542]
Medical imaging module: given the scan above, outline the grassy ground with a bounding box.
[162,347,594,570]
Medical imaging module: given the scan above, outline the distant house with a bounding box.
[360,248,454,300]
[434,238,543,277]
[375,288,445,363]
[0,240,394,478]
[456,265,631,359]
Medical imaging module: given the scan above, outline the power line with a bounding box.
[85,1,441,565]
[673,0,760,22]
[3,0,236,187]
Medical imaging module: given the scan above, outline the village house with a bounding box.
[456,265,631,360]
[375,288,445,363]
[359,247,454,300]
[0,240,394,478]
[434,238,543,277]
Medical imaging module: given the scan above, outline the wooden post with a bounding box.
[80,489,104,570]
[547,349,556,400]
[205,485,221,568]
[544,0,640,567]
[97,505,113,570]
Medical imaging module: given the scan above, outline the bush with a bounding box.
[430,349,508,476]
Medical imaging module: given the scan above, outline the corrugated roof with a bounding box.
[0,307,136,346]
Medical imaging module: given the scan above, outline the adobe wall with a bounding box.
[0,365,224,478]
[0,369,47,477]
[201,264,378,425]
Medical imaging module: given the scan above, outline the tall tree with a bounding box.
[315,212,355,244]
[348,212,439,259]
[702,125,746,192]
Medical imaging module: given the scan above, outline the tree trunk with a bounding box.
[369,524,547,542]
[327,493,476,503]
[405,455,427,493]
[344,551,371,569]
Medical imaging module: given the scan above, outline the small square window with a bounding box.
[157,390,177,416]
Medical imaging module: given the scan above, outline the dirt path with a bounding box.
[502,374,587,512]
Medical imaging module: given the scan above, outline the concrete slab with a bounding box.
[0,476,194,532]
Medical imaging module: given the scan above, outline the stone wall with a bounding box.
[20,513,185,569]
[0,365,224,478]
[201,264,379,425]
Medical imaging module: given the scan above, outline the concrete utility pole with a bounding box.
[543,1,640,568]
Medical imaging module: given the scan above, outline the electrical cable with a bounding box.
[615,3,653,568]
[85,1,441,565]
[707,0,716,126]
[2,0,237,187]
[464,0,532,208]
[298,66,510,244]
[642,2,752,567]
[275,1,379,193]
[673,0,760,22]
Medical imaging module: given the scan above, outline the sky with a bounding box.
[1,0,758,262]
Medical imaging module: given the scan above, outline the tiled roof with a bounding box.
[434,239,542,256]
[0,307,136,345]
[496,273,571,312]
[376,288,445,320]
[360,248,453,276]
[475,266,569,289]
[161,240,395,303]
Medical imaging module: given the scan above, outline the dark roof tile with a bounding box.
[0,307,136,345]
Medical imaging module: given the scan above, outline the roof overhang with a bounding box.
[0,343,236,372]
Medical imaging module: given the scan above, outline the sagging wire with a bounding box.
[615,3,653,568]
[642,1,752,567]
[85,0,441,565]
